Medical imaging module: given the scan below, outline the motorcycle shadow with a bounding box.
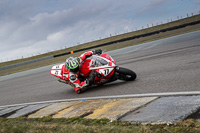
[83,80,128,93]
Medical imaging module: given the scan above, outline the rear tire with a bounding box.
[116,67,137,81]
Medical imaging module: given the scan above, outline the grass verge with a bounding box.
[0,117,200,133]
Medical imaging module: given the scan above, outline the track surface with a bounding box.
[0,31,200,106]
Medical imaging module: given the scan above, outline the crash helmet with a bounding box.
[66,57,79,73]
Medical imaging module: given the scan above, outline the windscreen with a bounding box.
[90,57,108,67]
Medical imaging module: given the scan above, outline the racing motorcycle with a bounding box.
[50,53,137,94]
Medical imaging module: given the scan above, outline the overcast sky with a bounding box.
[0,0,199,62]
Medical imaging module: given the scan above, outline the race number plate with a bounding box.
[99,68,114,77]
[50,63,65,79]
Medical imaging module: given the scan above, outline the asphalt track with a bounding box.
[0,30,200,106]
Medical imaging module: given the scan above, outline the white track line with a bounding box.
[1,91,200,108]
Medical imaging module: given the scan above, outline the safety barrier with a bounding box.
[54,19,200,57]
[1,18,200,71]
[0,56,53,71]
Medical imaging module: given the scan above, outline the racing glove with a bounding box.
[92,49,102,55]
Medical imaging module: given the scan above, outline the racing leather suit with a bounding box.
[63,50,100,92]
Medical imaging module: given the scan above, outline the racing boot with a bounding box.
[87,70,98,85]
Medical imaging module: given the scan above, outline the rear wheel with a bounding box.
[116,67,137,81]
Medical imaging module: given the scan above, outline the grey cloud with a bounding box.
[1,1,113,49]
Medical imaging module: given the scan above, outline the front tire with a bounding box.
[116,67,137,81]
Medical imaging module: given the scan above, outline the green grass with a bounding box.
[0,117,200,133]
[0,14,200,76]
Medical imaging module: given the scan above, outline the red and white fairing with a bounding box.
[50,63,65,79]
[79,54,116,84]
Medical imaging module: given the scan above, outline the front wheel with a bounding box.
[116,67,137,81]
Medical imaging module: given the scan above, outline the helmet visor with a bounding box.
[69,66,79,73]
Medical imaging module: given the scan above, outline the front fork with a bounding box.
[107,66,120,83]
[114,66,127,80]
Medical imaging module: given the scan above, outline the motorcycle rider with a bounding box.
[63,49,102,93]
